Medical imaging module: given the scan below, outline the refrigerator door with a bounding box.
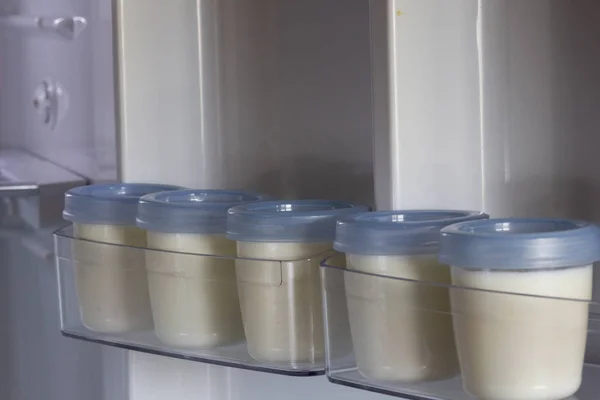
[0,0,123,399]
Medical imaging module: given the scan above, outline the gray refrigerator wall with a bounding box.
[0,0,116,182]
[0,0,123,399]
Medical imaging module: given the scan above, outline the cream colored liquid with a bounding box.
[73,222,153,333]
[145,232,244,348]
[452,265,592,400]
[345,254,459,382]
[236,241,331,364]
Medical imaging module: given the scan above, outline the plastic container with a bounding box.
[334,210,488,383]
[136,189,264,348]
[440,218,600,400]
[62,183,181,333]
[227,200,368,364]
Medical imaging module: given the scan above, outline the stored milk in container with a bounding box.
[335,210,488,382]
[63,183,181,333]
[137,190,264,348]
[227,200,368,365]
[440,218,600,400]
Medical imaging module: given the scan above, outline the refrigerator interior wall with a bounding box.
[0,0,116,182]
[375,0,600,219]
[116,0,378,399]
[0,0,123,399]
[372,0,483,211]
[479,0,600,222]
[116,0,374,205]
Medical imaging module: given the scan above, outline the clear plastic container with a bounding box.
[440,218,600,400]
[227,200,368,364]
[334,210,488,383]
[136,190,264,349]
[62,183,181,333]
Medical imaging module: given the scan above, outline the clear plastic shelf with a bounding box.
[54,225,327,376]
[321,254,600,400]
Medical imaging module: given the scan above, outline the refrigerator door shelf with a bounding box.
[0,149,85,228]
[321,254,600,400]
[54,225,329,377]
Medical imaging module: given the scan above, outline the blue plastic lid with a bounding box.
[227,200,369,243]
[439,218,600,270]
[334,210,489,255]
[137,189,265,234]
[63,183,183,226]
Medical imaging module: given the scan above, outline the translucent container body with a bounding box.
[54,225,326,376]
[321,255,600,400]
[236,241,331,364]
[227,200,369,365]
[145,232,243,348]
[451,264,592,400]
[345,253,458,382]
[438,218,600,400]
[72,222,153,333]
[136,190,264,349]
[63,183,181,333]
[334,210,487,383]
